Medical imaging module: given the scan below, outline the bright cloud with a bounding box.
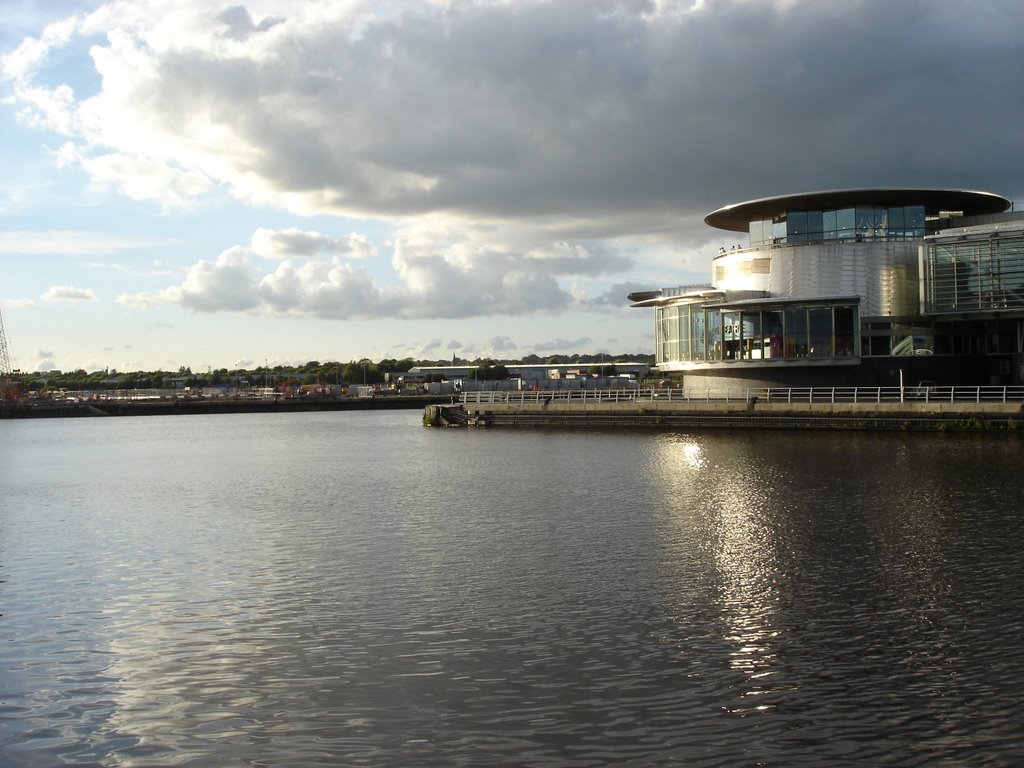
[42,286,98,302]
[0,230,163,255]
[249,228,375,260]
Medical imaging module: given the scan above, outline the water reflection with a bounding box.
[4,418,1024,766]
[651,435,787,713]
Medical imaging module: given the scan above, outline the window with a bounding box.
[823,209,838,239]
[692,310,706,361]
[906,206,925,237]
[887,207,905,238]
[763,310,784,359]
[706,311,722,361]
[741,311,762,359]
[805,210,823,237]
[784,307,808,357]
[723,311,742,360]
[836,208,855,239]
[808,308,833,357]
[834,306,856,356]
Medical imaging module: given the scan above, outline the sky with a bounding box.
[2,0,1022,374]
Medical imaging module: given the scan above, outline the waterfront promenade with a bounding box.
[427,385,1024,431]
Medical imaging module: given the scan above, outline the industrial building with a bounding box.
[629,188,1024,389]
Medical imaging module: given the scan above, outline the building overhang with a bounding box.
[705,188,1011,233]
[701,295,862,311]
[658,357,862,373]
[629,288,725,308]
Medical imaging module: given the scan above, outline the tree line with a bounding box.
[22,353,654,392]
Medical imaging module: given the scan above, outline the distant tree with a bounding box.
[476,364,509,381]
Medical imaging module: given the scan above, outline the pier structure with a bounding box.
[425,386,1024,431]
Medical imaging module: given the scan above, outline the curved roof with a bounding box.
[704,188,1011,232]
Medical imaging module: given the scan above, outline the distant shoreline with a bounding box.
[1,395,453,419]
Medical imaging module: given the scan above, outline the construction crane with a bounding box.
[0,307,22,402]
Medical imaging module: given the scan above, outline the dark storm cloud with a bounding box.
[214,0,1023,221]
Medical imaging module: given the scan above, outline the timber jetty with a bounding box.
[2,394,452,419]
[424,386,1024,432]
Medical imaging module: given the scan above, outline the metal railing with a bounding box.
[462,385,1024,406]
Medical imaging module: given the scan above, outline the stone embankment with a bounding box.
[425,387,1024,431]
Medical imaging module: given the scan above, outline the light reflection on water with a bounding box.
[2,413,1024,766]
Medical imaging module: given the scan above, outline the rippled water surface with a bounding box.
[2,411,1024,766]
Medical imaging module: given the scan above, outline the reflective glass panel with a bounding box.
[692,309,706,361]
[836,208,855,238]
[834,305,856,356]
[784,307,808,357]
[773,219,787,243]
[741,311,762,360]
[706,311,722,361]
[906,205,925,237]
[823,209,837,239]
[723,311,741,360]
[808,307,832,357]
[678,304,691,361]
[762,310,784,359]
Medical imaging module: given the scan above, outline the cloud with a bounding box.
[117,223,623,320]
[119,247,260,312]
[533,337,594,353]
[249,228,375,260]
[6,0,1022,234]
[585,281,657,309]
[487,336,518,352]
[416,338,443,356]
[29,349,58,373]
[0,297,35,309]
[0,230,165,255]
[41,286,98,302]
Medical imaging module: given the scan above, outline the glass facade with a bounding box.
[923,232,1024,313]
[750,205,926,246]
[655,301,860,366]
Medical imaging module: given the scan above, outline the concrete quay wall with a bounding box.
[442,399,1024,431]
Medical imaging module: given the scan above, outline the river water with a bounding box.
[2,411,1023,767]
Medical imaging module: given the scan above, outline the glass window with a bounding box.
[657,306,679,364]
[823,209,837,240]
[692,309,706,361]
[805,210,823,236]
[887,206,905,237]
[722,311,742,360]
[741,311,762,359]
[762,310,784,359]
[808,307,832,357]
[706,311,722,361]
[836,208,855,238]
[856,207,885,238]
[834,305,856,356]
[906,205,925,237]
[784,307,808,357]
[787,211,807,235]
[678,304,691,361]
[772,218,787,244]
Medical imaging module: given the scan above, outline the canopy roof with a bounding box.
[705,188,1011,232]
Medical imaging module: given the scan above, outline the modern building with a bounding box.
[630,188,1024,389]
